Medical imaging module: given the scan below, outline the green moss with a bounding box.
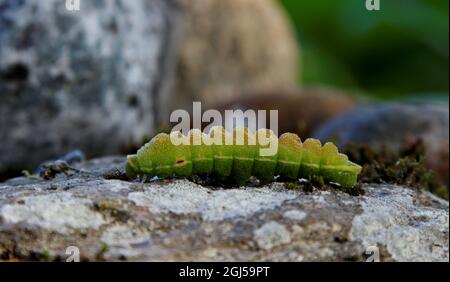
[93,200,130,222]
[95,243,110,261]
[41,250,53,262]
[284,181,300,190]
[345,141,448,199]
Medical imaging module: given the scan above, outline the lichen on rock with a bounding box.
[0,156,447,262]
[1,192,105,233]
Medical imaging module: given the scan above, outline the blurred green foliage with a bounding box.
[279,0,449,100]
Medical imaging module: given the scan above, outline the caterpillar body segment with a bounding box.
[231,127,257,185]
[188,129,214,175]
[170,131,192,177]
[275,133,303,180]
[298,138,322,178]
[253,129,279,184]
[210,126,234,180]
[126,127,362,188]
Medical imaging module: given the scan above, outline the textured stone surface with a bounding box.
[351,186,449,262]
[314,103,449,183]
[254,221,292,251]
[0,157,447,261]
[0,192,105,233]
[0,0,180,174]
[169,0,299,112]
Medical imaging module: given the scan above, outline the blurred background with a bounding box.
[0,0,448,196]
[280,0,449,100]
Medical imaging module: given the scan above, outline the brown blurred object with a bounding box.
[410,135,449,186]
[209,87,356,139]
[170,0,299,113]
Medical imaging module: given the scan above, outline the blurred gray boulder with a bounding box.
[0,0,180,175]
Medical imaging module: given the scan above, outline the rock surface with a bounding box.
[169,0,299,112]
[0,157,448,262]
[314,103,450,184]
[0,0,180,175]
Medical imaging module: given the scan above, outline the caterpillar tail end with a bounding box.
[345,161,363,189]
[344,161,362,189]
[322,161,362,190]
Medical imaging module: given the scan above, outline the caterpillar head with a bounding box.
[125,154,140,179]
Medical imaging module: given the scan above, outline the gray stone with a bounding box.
[351,186,449,262]
[0,156,447,261]
[0,0,180,174]
[128,182,298,221]
[254,221,292,251]
[283,210,307,221]
[1,192,105,233]
[313,103,449,183]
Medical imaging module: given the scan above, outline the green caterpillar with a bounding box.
[125,127,362,188]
